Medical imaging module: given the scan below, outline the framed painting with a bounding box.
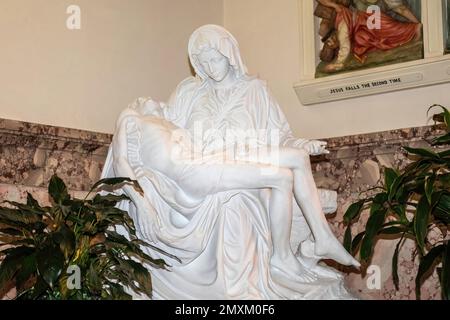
[295,0,450,105]
[314,0,423,78]
[444,0,450,53]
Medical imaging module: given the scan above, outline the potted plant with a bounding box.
[0,175,175,299]
[343,105,450,300]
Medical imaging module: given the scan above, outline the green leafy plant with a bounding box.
[0,175,174,299]
[344,104,450,300]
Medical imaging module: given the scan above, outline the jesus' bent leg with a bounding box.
[177,162,319,282]
[244,147,360,268]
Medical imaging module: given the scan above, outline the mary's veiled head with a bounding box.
[188,25,248,81]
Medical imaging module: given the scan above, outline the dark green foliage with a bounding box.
[343,105,450,300]
[0,175,170,299]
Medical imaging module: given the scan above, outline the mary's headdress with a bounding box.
[188,24,248,80]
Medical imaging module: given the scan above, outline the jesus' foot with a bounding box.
[314,236,361,268]
[270,254,318,284]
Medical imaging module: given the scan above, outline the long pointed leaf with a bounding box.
[92,194,130,205]
[384,168,399,194]
[343,226,352,252]
[16,253,38,293]
[351,231,365,255]
[36,245,65,289]
[414,196,431,254]
[415,245,445,300]
[432,133,450,146]
[48,175,69,204]
[403,146,439,160]
[428,104,450,130]
[425,174,436,204]
[90,177,141,193]
[392,236,404,291]
[0,246,35,289]
[344,200,365,224]
[26,192,41,208]
[360,209,387,262]
[378,226,405,235]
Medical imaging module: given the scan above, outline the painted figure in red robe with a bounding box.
[317,0,422,72]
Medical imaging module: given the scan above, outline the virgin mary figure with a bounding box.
[101,24,357,299]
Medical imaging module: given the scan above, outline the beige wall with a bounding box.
[224,0,450,139]
[3,0,448,138]
[0,0,223,133]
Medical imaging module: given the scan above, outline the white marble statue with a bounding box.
[101,24,359,299]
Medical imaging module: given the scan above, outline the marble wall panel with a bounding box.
[1,118,447,299]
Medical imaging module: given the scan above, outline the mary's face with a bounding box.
[197,48,232,83]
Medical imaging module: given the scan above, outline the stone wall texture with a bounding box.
[1,118,447,300]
